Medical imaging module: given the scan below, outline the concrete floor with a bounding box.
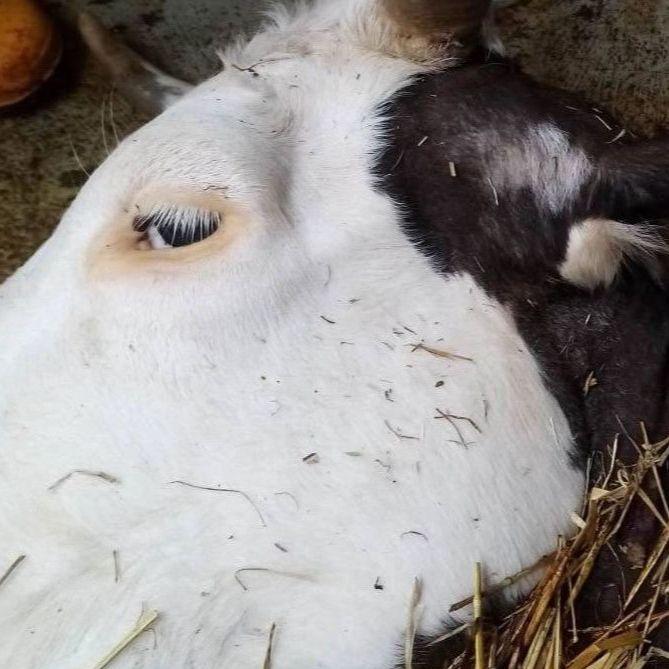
[0,0,668,279]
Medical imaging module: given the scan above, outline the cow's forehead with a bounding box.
[86,51,405,201]
[107,80,279,186]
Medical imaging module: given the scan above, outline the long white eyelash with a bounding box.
[133,205,222,247]
[147,225,170,249]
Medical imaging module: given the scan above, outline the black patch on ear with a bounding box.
[376,53,611,295]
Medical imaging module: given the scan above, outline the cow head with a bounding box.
[2,2,668,668]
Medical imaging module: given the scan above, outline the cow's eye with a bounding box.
[132,206,221,249]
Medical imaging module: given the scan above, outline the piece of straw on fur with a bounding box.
[0,554,26,591]
[92,609,159,669]
[411,342,474,362]
[263,623,276,669]
[473,563,485,669]
[405,578,423,669]
[48,469,119,491]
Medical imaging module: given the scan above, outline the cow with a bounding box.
[1,1,668,667]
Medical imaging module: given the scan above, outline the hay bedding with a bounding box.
[433,428,669,669]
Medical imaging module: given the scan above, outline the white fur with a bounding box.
[0,3,582,668]
[483,123,593,215]
[560,217,666,290]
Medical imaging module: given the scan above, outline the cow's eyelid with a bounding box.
[132,205,222,249]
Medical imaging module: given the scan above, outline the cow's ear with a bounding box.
[559,217,666,291]
[381,0,491,42]
[79,13,193,117]
[590,138,669,223]
[563,139,669,291]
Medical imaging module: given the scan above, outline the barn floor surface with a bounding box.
[0,0,668,279]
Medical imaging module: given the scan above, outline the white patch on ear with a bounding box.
[560,217,666,290]
[480,124,592,216]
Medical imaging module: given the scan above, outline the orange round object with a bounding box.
[0,0,62,107]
